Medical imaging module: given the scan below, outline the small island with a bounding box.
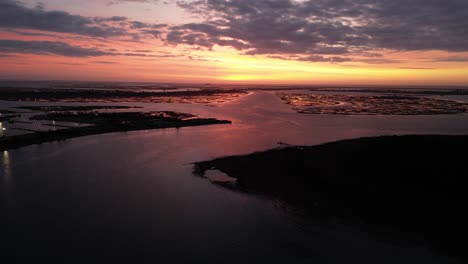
[194,135,468,261]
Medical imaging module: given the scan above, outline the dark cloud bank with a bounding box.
[0,0,129,37]
[0,0,166,38]
[0,0,169,57]
[170,0,468,62]
[0,0,467,62]
[0,39,180,58]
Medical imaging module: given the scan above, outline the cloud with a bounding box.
[357,59,402,64]
[435,56,468,62]
[6,29,57,37]
[105,0,175,6]
[0,39,112,57]
[168,0,468,63]
[0,39,165,57]
[398,67,438,70]
[0,0,166,39]
[54,62,85,66]
[106,0,161,5]
[1,0,467,65]
[0,0,129,37]
[0,53,16,57]
[299,56,352,63]
[92,61,119,64]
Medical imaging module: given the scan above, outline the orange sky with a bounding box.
[0,0,467,86]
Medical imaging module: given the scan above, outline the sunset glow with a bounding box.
[2,1,468,261]
[1,0,467,85]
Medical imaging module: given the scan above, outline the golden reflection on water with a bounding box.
[3,150,10,169]
[2,150,14,205]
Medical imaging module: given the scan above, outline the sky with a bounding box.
[0,0,467,85]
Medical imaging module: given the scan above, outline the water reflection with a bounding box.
[1,91,468,262]
[1,150,14,206]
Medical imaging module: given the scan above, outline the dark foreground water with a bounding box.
[2,92,468,263]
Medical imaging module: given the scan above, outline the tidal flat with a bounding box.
[279,93,468,115]
[0,88,248,104]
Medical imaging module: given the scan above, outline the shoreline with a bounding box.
[194,135,468,261]
[1,111,231,151]
[0,88,248,104]
[278,93,468,115]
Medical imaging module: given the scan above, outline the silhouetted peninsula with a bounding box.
[194,135,468,261]
[0,111,231,151]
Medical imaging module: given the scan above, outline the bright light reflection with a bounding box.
[2,150,14,206]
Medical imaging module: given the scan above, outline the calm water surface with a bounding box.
[1,92,467,263]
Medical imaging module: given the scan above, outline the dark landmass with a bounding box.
[0,111,231,151]
[1,80,467,93]
[194,135,468,261]
[30,111,198,124]
[279,93,468,115]
[245,86,468,96]
[0,81,216,90]
[0,110,20,121]
[311,87,468,96]
[16,105,141,112]
[0,88,247,104]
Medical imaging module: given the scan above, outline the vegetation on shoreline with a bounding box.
[0,88,247,104]
[311,88,468,96]
[194,135,468,261]
[0,111,231,151]
[279,93,468,115]
[15,105,141,112]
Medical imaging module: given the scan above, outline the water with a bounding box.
[1,91,467,263]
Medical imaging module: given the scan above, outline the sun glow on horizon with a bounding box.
[0,0,467,86]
